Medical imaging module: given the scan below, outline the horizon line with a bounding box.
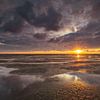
[0,50,100,54]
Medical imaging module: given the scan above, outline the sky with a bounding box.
[0,0,100,51]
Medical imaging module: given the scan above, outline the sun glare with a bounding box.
[75,50,83,54]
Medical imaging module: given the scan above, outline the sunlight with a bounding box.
[51,73,79,82]
[76,54,80,58]
[75,49,83,54]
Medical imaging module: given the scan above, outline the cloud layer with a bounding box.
[0,0,100,51]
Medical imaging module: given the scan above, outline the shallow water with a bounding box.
[0,54,100,100]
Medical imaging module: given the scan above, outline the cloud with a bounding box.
[49,31,100,48]
[0,12,23,32]
[91,0,100,20]
[0,0,98,33]
[0,0,100,50]
[33,33,47,40]
[0,0,62,33]
[32,7,62,31]
[16,1,62,31]
[80,22,100,33]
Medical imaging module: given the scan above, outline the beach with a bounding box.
[0,54,100,100]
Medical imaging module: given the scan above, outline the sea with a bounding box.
[0,54,100,100]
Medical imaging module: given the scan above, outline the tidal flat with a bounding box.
[0,54,100,100]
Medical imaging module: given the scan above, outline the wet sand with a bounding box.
[0,54,100,100]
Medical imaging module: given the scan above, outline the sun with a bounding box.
[75,50,83,54]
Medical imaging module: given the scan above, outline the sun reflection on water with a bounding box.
[51,73,89,88]
[76,54,80,58]
[51,73,80,83]
[76,54,81,61]
[78,69,88,73]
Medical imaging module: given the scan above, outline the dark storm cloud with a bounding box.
[79,22,100,33]
[0,0,99,33]
[0,11,23,32]
[0,0,62,33]
[33,33,47,40]
[17,1,62,31]
[0,0,100,50]
[91,0,100,20]
[31,7,62,31]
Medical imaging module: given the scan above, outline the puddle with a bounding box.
[51,72,100,85]
[0,66,17,76]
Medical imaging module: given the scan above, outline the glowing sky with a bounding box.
[0,0,100,51]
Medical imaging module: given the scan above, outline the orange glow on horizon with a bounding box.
[0,48,100,54]
[74,49,83,54]
[67,48,100,54]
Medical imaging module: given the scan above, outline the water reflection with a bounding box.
[0,54,100,100]
[78,69,88,73]
[76,54,80,59]
[51,73,79,83]
[75,54,90,61]
[51,72,100,85]
[0,66,17,76]
[76,54,86,61]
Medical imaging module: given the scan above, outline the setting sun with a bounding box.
[75,49,83,54]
